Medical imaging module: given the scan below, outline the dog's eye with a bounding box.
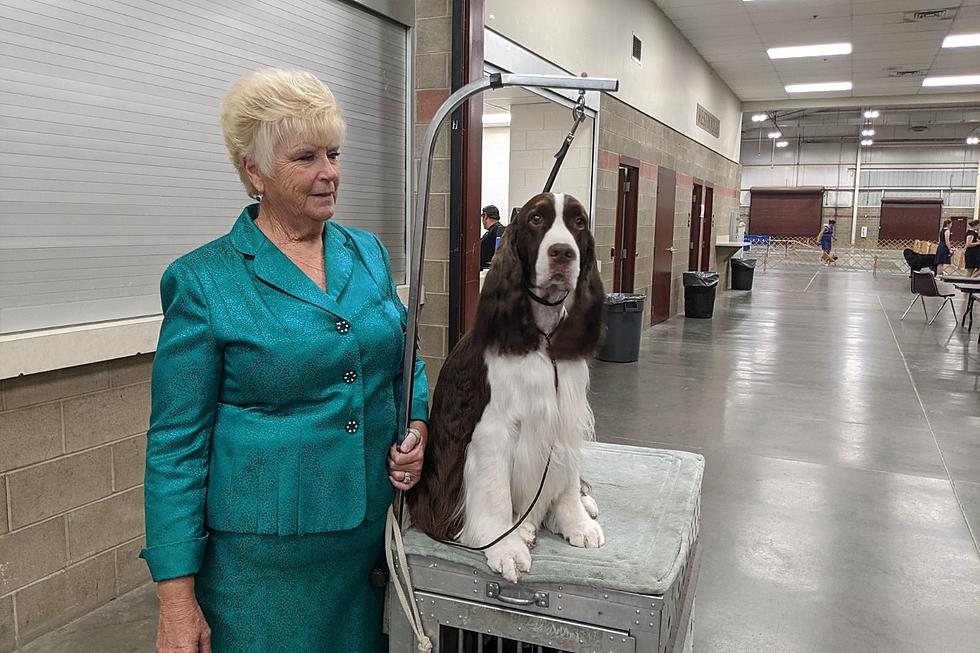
[529,214,543,226]
[574,216,587,230]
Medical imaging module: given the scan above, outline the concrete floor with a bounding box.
[18,268,980,652]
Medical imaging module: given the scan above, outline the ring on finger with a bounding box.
[403,472,413,484]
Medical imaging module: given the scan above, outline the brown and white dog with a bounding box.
[407,192,605,582]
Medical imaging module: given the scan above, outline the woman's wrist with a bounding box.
[157,576,197,604]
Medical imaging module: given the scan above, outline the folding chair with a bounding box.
[901,270,958,325]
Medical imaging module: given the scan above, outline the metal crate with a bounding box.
[389,444,703,653]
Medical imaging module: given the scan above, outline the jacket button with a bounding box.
[343,370,358,384]
[335,320,351,334]
[345,420,359,434]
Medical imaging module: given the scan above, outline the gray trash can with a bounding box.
[596,293,645,363]
[730,258,757,290]
[683,272,719,318]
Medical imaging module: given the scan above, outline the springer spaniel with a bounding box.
[407,192,605,582]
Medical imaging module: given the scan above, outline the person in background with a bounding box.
[964,219,980,277]
[480,205,506,269]
[817,219,837,265]
[141,68,429,653]
[935,218,953,275]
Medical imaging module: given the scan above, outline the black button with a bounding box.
[343,370,358,384]
[345,420,359,434]
[335,320,351,334]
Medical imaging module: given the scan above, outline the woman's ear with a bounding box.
[242,156,265,196]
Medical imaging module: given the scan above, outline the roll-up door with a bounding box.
[878,198,943,242]
[0,0,408,334]
[748,187,825,238]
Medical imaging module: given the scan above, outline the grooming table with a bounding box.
[389,442,704,653]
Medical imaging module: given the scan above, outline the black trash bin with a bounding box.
[683,272,719,318]
[596,293,645,363]
[730,258,757,291]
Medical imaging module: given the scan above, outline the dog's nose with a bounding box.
[548,244,575,263]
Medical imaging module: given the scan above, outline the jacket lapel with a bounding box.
[229,205,353,318]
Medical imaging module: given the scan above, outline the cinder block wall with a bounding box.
[0,354,152,651]
[596,95,741,324]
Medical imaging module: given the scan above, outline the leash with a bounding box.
[542,86,589,193]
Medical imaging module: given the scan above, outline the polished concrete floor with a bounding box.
[18,269,980,652]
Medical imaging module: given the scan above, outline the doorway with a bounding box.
[688,184,703,271]
[613,164,640,292]
[652,168,677,324]
[699,187,714,272]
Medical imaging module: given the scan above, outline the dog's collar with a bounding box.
[527,288,569,306]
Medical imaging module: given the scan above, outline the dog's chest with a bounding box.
[483,350,590,425]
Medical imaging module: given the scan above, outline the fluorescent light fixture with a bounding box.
[768,131,782,139]
[785,81,852,93]
[943,33,980,48]
[967,136,980,145]
[861,139,873,146]
[768,42,852,59]
[751,113,768,122]
[775,140,789,148]
[482,113,511,126]
[861,129,875,137]
[863,110,879,119]
[923,74,980,87]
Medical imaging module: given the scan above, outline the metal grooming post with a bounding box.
[398,74,619,448]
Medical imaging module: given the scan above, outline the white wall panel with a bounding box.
[0,0,408,334]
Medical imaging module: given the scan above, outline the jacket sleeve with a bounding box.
[139,262,221,582]
[374,235,429,423]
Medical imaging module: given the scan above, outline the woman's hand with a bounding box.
[156,577,212,653]
[389,420,427,491]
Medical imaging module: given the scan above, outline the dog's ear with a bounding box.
[473,227,538,354]
[551,231,605,359]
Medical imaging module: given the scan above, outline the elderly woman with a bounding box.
[140,68,429,652]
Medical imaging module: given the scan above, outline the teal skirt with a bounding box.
[196,519,387,653]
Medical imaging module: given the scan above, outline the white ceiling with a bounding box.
[652,0,980,102]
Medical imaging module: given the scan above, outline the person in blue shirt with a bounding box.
[480,205,506,269]
[817,219,837,265]
[141,68,429,653]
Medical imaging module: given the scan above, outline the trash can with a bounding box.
[683,272,719,319]
[730,258,757,291]
[596,293,645,363]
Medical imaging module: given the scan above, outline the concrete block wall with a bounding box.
[597,95,741,325]
[414,0,453,385]
[508,103,594,213]
[0,355,152,651]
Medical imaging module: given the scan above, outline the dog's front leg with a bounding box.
[547,472,604,548]
[459,417,531,583]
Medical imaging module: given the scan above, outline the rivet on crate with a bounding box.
[635,609,640,614]
[649,622,655,627]
[634,620,640,625]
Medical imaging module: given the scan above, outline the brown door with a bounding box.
[688,184,703,271]
[700,187,714,272]
[951,216,968,245]
[613,165,640,292]
[652,168,676,324]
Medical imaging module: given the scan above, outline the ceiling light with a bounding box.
[861,129,875,137]
[768,131,782,139]
[768,43,852,59]
[861,139,873,146]
[943,33,980,48]
[785,81,853,93]
[751,113,768,122]
[863,110,879,119]
[775,140,789,148]
[967,136,980,145]
[923,75,980,87]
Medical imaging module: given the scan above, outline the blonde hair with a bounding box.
[220,68,346,198]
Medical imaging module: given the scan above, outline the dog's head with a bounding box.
[476,192,605,358]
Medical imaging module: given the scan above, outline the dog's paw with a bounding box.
[517,522,538,550]
[485,539,532,583]
[564,519,605,548]
[580,494,599,520]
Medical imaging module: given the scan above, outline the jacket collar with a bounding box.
[229,204,354,315]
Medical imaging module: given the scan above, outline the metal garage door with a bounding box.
[0,0,408,334]
[748,187,825,238]
[878,198,943,242]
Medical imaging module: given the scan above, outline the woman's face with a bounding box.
[247,135,341,223]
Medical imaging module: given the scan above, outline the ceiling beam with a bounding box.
[742,93,980,112]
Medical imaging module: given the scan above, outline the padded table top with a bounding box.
[401,442,704,596]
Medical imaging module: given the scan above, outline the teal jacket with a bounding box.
[140,205,429,582]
